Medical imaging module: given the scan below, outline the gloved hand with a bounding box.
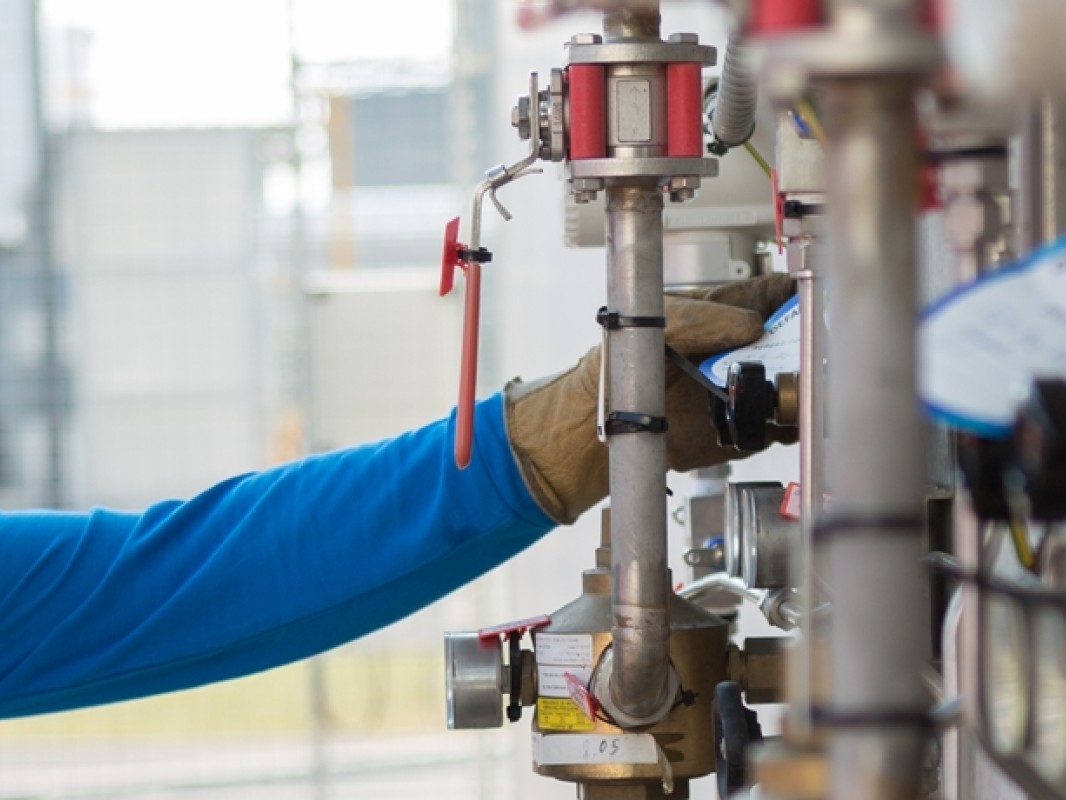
[504,273,796,524]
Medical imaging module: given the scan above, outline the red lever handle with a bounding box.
[440,216,482,469]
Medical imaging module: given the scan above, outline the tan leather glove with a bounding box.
[504,273,796,524]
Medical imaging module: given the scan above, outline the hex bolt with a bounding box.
[570,33,602,45]
[571,177,603,204]
[511,95,532,141]
[667,32,700,44]
[668,175,700,203]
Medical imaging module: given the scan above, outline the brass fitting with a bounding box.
[726,638,786,705]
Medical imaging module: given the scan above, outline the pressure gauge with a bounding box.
[1034,607,1066,781]
[982,593,1032,754]
[724,482,793,589]
[444,631,505,729]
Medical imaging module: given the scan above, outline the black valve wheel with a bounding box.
[725,362,774,452]
[713,680,763,799]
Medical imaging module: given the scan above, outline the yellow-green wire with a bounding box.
[742,141,772,179]
[1008,517,1037,571]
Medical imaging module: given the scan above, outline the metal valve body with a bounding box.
[531,568,729,789]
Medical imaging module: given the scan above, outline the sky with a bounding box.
[42,0,455,128]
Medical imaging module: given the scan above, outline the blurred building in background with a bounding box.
[0,1,525,798]
[0,2,748,798]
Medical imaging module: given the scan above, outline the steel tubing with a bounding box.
[604,185,673,722]
[789,246,825,739]
[822,77,929,800]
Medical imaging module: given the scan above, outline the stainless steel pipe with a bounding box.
[598,3,675,727]
[604,185,673,722]
[822,77,929,800]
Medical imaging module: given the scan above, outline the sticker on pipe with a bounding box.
[535,632,596,730]
[535,633,594,666]
[701,294,800,387]
[536,697,597,732]
[532,732,659,766]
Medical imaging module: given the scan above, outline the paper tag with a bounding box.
[532,733,659,766]
[701,294,801,387]
[920,240,1066,436]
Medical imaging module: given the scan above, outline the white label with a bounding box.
[701,295,800,388]
[532,733,658,766]
[920,243,1066,435]
[535,633,594,667]
[538,665,593,699]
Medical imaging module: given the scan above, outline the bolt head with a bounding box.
[511,95,532,141]
[550,67,564,94]
[668,33,700,44]
[570,33,602,45]
[573,191,596,205]
[669,175,701,192]
[670,188,696,203]
[571,177,603,193]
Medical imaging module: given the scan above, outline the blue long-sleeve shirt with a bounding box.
[0,392,555,718]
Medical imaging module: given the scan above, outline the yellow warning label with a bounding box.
[537,698,597,732]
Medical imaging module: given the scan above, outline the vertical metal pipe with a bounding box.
[790,238,826,738]
[605,185,672,720]
[822,77,928,800]
[601,3,674,724]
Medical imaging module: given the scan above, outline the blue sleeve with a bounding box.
[0,392,555,718]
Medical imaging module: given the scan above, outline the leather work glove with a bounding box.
[504,273,796,525]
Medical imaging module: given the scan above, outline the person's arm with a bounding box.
[0,392,553,719]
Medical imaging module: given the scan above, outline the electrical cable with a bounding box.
[742,141,772,178]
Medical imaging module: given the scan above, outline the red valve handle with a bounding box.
[440,216,481,469]
[771,167,784,254]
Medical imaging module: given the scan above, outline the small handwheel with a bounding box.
[713,680,763,798]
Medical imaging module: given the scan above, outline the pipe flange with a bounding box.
[569,157,718,181]
[537,68,567,163]
[567,40,716,67]
[591,646,680,728]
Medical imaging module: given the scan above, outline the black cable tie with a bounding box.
[812,513,923,543]
[665,344,729,403]
[604,411,668,436]
[596,306,666,330]
[810,706,932,731]
[458,247,493,263]
[782,200,827,219]
[924,145,1010,165]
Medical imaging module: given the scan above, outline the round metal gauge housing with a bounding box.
[444,631,504,729]
[1034,607,1066,780]
[982,593,1032,755]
